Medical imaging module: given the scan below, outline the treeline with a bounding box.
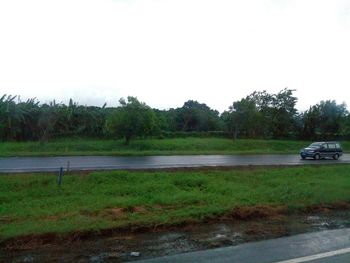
[1,88,349,143]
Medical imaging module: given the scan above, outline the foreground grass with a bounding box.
[1,137,346,157]
[1,165,350,241]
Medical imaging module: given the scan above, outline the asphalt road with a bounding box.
[137,228,350,263]
[1,154,350,173]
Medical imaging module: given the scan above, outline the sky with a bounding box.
[0,0,349,112]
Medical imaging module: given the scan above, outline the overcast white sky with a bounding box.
[0,0,349,112]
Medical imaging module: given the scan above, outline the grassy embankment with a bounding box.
[1,165,350,242]
[2,138,348,157]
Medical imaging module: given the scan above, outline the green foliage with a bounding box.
[0,95,109,141]
[301,100,348,140]
[106,97,157,144]
[222,97,262,139]
[1,165,350,239]
[153,100,223,133]
[175,100,222,132]
[223,88,298,139]
[1,90,350,142]
[0,95,32,140]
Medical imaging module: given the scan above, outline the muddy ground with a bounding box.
[2,209,350,263]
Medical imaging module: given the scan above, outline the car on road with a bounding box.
[300,141,343,160]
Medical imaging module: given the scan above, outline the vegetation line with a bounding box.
[1,89,349,145]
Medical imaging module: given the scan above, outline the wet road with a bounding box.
[1,154,350,173]
[138,228,350,263]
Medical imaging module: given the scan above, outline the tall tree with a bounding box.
[106,97,156,145]
[222,97,261,139]
[301,100,347,139]
[318,100,347,138]
[301,105,321,139]
[271,88,298,138]
[175,100,221,132]
[248,88,297,138]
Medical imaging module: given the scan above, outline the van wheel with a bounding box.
[333,153,339,160]
[314,153,321,160]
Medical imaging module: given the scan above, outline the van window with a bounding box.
[327,143,336,149]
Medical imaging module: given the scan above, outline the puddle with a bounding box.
[2,210,350,262]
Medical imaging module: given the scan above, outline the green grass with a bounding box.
[1,165,350,241]
[1,137,347,157]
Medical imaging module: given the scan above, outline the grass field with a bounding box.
[1,165,350,242]
[1,137,347,157]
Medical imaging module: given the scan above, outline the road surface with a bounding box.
[137,228,350,263]
[1,154,350,173]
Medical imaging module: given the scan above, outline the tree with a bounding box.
[301,100,347,139]
[248,88,298,138]
[37,102,59,142]
[175,100,221,132]
[343,114,350,139]
[270,88,298,138]
[106,97,156,145]
[222,97,261,139]
[301,105,321,139]
[318,100,347,138]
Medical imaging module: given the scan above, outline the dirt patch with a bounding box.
[42,215,61,222]
[79,210,99,217]
[306,201,350,214]
[1,233,59,250]
[229,205,288,220]
[102,208,127,220]
[108,208,125,216]
[333,201,350,210]
[0,216,12,224]
[80,207,128,220]
[131,206,147,213]
[0,214,74,225]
